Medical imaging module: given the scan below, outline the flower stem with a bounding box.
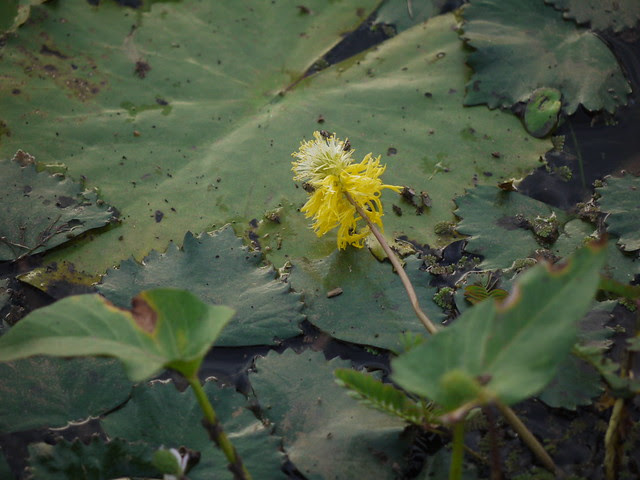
[495,401,556,474]
[449,421,465,480]
[186,375,252,480]
[344,192,439,335]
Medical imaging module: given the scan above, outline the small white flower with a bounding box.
[292,131,354,186]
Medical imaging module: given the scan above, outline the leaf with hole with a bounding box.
[392,243,607,411]
[98,227,303,346]
[0,288,235,381]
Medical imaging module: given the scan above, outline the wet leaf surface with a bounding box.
[99,226,303,346]
[0,357,131,433]
[462,0,631,114]
[101,379,284,480]
[546,0,640,32]
[0,155,116,261]
[597,173,640,251]
[27,437,158,480]
[0,5,549,272]
[289,251,444,351]
[392,244,607,410]
[454,185,593,270]
[0,289,235,381]
[251,349,409,479]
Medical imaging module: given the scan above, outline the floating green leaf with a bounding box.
[0,288,235,381]
[251,349,409,479]
[597,174,640,252]
[455,186,594,270]
[0,4,549,273]
[99,227,303,346]
[392,243,607,411]
[0,154,117,261]
[462,0,631,114]
[546,0,640,32]
[0,357,131,434]
[289,251,444,351]
[334,368,429,424]
[102,379,284,480]
[28,437,158,480]
[523,87,562,138]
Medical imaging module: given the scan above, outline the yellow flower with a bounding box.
[292,131,402,249]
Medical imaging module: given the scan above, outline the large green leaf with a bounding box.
[28,437,158,480]
[0,154,117,261]
[546,0,640,32]
[289,251,444,351]
[454,185,594,270]
[101,379,284,480]
[99,227,303,346]
[597,174,640,252]
[251,349,409,479]
[0,357,131,434]
[461,0,631,114]
[391,243,607,411]
[0,289,235,381]
[0,4,549,273]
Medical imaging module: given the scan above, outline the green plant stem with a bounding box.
[186,375,252,480]
[449,421,465,480]
[345,192,439,335]
[495,401,556,474]
[605,397,624,480]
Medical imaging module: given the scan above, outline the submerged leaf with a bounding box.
[392,243,607,411]
[0,289,235,381]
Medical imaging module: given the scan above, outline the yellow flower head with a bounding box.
[292,131,402,249]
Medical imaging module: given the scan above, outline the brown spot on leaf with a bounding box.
[131,296,157,334]
[40,44,68,59]
[12,150,35,166]
[134,60,151,79]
